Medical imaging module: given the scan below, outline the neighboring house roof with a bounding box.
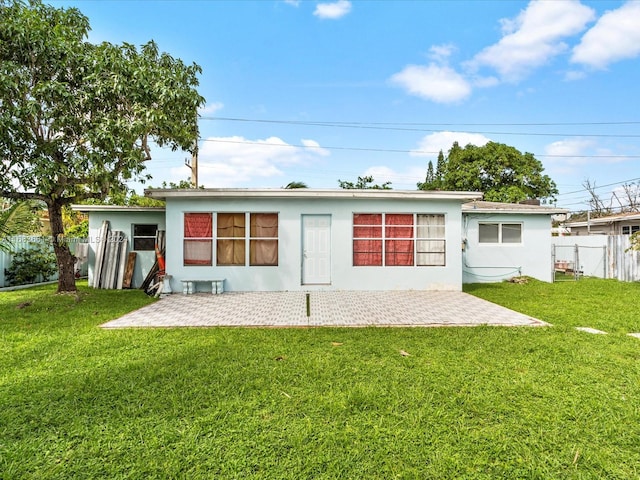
[462,201,568,215]
[563,211,640,228]
[71,205,166,213]
[145,188,483,202]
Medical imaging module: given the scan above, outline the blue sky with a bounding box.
[56,0,640,211]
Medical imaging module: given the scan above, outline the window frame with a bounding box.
[249,213,279,266]
[622,225,640,235]
[352,213,446,267]
[132,224,157,251]
[183,212,279,267]
[478,222,523,245]
[183,212,214,266]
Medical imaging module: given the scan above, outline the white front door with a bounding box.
[302,215,331,285]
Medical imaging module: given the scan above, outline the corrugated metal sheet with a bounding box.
[608,235,640,282]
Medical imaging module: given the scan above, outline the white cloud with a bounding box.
[390,64,471,104]
[428,44,456,63]
[283,0,300,6]
[301,139,330,156]
[469,0,595,82]
[571,1,640,69]
[314,0,351,20]
[544,138,629,168]
[198,102,224,115]
[544,138,595,166]
[564,70,587,81]
[410,131,491,157]
[186,136,329,187]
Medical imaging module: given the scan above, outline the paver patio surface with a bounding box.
[101,291,549,328]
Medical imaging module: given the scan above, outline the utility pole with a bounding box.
[185,119,199,187]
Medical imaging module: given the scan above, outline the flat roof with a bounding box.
[145,188,483,201]
[71,205,165,213]
[564,211,640,227]
[462,200,568,215]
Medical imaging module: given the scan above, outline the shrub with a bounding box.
[4,242,57,286]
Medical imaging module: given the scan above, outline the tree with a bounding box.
[418,142,557,203]
[0,1,204,292]
[435,149,446,187]
[338,176,392,190]
[0,200,42,252]
[284,181,308,189]
[417,161,435,190]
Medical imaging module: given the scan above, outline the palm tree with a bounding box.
[284,181,308,189]
[0,201,40,252]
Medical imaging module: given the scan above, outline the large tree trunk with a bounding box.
[48,200,77,293]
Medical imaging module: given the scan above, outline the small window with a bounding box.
[479,223,522,244]
[622,225,640,235]
[133,224,157,251]
[479,223,499,243]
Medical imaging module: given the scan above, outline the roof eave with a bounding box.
[71,204,166,213]
[145,188,483,202]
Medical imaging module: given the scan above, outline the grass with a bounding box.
[1,279,639,479]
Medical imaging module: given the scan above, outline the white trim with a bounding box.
[146,188,482,202]
[71,205,165,212]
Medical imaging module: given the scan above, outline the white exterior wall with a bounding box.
[164,197,465,292]
[462,213,553,283]
[87,211,165,288]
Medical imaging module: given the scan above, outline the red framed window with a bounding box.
[353,213,382,266]
[353,213,446,267]
[184,213,213,266]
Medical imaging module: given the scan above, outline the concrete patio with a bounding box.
[101,290,549,328]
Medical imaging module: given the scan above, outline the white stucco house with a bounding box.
[74,189,566,292]
[461,201,567,283]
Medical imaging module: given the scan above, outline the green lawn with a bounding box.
[1,279,639,479]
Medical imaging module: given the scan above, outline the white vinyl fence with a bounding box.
[553,235,640,282]
[0,236,89,288]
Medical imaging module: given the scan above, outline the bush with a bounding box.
[4,242,57,286]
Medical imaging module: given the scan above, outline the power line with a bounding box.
[202,116,640,138]
[554,177,640,196]
[200,137,640,159]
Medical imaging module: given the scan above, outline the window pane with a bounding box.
[250,213,278,238]
[622,226,630,234]
[217,239,245,265]
[184,239,212,266]
[502,224,522,243]
[184,213,212,238]
[385,239,414,266]
[385,214,414,238]
[479,223,499,243]
[133,224,157,237]
[133,237,156,251]
[417,240,445,266]
[353,239,382,266]
[354,214,382,226]
[250,239,278,266]
[417,214,445,238]
[353,214,382,239]
[217,213,245,237]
